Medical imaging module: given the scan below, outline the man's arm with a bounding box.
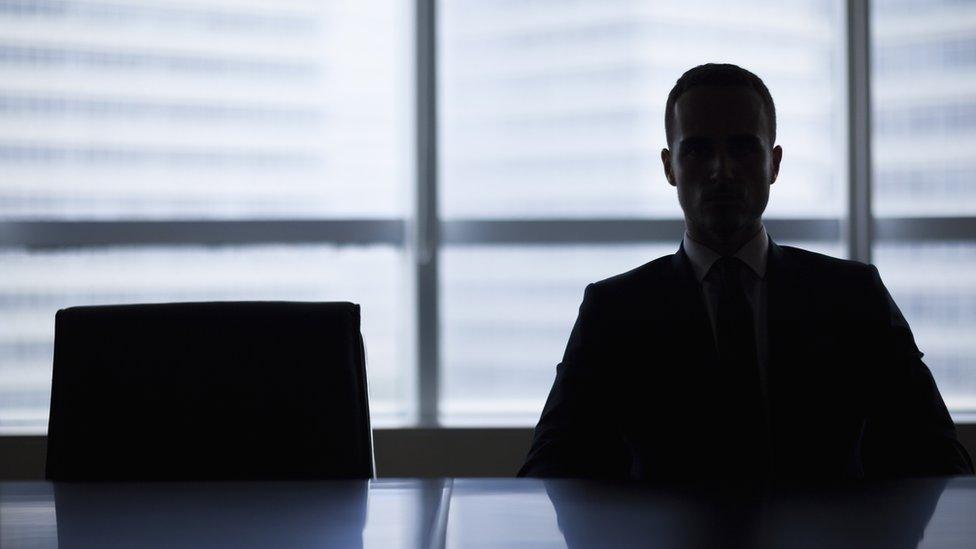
[860,265,974,478]
[518,283,632,478]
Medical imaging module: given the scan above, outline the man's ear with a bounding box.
[661,148,676,186]
[770,144,783,184]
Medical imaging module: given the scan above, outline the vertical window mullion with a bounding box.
[847,0,873,263]
[415,0,440,426]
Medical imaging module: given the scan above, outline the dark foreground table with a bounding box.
[1,477,974,548]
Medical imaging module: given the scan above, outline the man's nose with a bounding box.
[709,150,735,181]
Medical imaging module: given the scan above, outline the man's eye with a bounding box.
[731,142,759,155]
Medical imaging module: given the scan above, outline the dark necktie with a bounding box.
[711,256,769,476]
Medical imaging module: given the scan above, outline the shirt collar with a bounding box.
[681,225,769,282]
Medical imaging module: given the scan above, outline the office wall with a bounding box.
[2,425,974,480]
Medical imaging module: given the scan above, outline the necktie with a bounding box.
[711,256,769,476]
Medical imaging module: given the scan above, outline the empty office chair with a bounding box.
[45,301,374,480]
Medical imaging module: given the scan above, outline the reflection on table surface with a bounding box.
[1,476,974,548]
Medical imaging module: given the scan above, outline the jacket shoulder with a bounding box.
[777,244,876,279]
[588,254,676,297]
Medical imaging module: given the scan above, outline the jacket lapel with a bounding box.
[766,239,787,376]
[671,244,719,369]
[764,239,812,434]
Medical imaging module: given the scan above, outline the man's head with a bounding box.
[661,64,782,241]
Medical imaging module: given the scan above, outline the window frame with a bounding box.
[1,0,974,434]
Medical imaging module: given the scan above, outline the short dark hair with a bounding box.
[664,63,776,147]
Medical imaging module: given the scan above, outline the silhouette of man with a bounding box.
[519,63,973,481]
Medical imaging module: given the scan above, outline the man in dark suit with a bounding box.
[519,63,973,481]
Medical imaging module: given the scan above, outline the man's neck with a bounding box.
[686,221,763,257]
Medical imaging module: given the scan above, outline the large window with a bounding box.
[0,0,414,432]
[872,0,976,413]
[0,0,972,433]
[438,0,846,424]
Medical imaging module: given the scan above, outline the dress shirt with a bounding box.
[680,225,770,417]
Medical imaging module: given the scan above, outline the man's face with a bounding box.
[661,86,782,237]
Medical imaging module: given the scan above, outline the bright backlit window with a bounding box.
[438,0,846,424]
[0,0,414,433]
[1,0,973,433]
[872,0,976,413]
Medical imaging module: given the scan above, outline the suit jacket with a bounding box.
[520,240,973,481]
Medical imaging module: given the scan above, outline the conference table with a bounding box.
[1,476,974,548]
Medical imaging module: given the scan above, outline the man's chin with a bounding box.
[702,215,753,237]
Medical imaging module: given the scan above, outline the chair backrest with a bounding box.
[45,301,374,481]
